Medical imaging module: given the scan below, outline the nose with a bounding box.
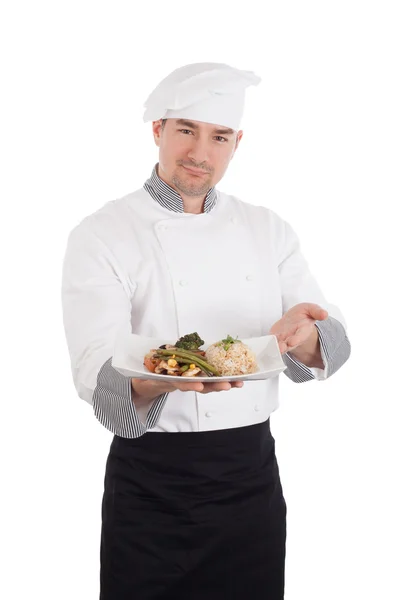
[187,137,209,166]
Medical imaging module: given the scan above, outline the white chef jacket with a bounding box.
[61,169,350,438]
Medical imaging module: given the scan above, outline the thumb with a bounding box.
[306,303,329,321]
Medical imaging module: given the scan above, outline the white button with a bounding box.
[179,280,188,287]
[246,274,254,281]
[230,217,237,224]
[254,405,260,411]
[205,411,213,418]
[158,224,168,231]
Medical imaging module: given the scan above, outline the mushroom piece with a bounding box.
[167,369,181,375]
[155,360,170,374]
[181,367,201,377]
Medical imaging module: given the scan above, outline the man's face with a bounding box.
[152,118,243,197]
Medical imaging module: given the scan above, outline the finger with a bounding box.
[176,382,205,392]
[274,334,288,353]
[171,381,244,393]
[201,382,232,393]
[278,340,288,354]
[285,334,303,349]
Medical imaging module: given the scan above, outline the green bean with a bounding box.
[155,349,219,376]
[154,355,214,377]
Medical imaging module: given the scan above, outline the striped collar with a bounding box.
[143,164,217,213]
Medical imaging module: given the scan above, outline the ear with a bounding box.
[152,120,163,147]
[230,130,243,160]
[235,130,243,151]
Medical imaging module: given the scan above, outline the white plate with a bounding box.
[112,333,287,382]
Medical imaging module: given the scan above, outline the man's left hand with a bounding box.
[269,303,328,355]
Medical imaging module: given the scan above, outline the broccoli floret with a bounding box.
[175,332,205,351]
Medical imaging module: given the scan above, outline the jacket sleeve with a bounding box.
[277,219,351,382]
[61,220,168,438]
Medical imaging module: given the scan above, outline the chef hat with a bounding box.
[143,62,261,131]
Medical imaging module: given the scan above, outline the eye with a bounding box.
[215,136,228,143]
[179,129,194,135]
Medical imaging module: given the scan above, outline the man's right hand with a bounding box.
[131,377,244,406]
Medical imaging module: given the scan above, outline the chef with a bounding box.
[62,62,351,599]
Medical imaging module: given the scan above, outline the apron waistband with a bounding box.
[109,419,276,487]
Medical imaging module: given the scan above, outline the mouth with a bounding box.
[181,165,209,177]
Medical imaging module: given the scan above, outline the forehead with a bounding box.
[171,118,236,135]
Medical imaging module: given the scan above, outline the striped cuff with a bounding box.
[282,316,351,383]
[93,358,169,438]
[282,351,315,382]
[314,316,351,379]
[146,392,169,429]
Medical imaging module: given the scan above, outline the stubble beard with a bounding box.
[171,171,212,197]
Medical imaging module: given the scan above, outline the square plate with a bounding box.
[112,333,287,382]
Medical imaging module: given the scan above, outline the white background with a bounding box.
[1,1,399,598]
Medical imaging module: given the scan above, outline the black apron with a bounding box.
[100,418,287,599]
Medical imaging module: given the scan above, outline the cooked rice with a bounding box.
[205,341,258,376]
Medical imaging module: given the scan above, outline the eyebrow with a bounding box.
[175,119,235,136]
